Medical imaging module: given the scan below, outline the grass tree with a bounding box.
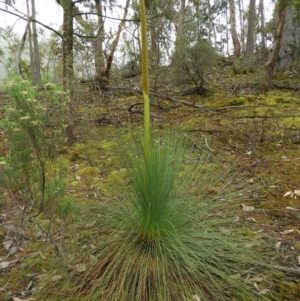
[39,1,283,300]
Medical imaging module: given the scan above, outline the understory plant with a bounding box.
[1,74,73,235]
[173,40,218,94]
[38,0,282,300]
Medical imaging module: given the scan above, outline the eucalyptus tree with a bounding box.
[175,0,185,46]
[27,0,42,86]
[264,0,291,87]
[246,0,256,55]
[277,2,300,71]
[259,0,266,59]
[71,0,107,86]
[55,0,74,92]
[0,0,42,83]
[69,0,130,87]
[228,0,241,66]
[238,0,245,53]
[0,27,28,77]
[144,0,175,68]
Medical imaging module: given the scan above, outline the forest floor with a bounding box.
[0,64,300,300]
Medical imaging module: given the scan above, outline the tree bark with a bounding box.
[93,0,106,86]
[57,0,75,145]
[277,6,300,71]
[31,0,42,86]
[60,0,74,92]
[175,0,186,46]
[238,0,245,53]
[246,0,256,55]
[15,21,30,76]
[228,0,241,66]
[72,0,106,87]
[264,6,286,88]
[25,0,34,78]
[259,0,266,59]
[104,0,130,79]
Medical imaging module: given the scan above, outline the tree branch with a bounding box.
[0,7,62,38]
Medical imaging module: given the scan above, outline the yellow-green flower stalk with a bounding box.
[140,0,150,161]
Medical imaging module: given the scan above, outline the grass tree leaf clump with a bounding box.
[43,133,280,301]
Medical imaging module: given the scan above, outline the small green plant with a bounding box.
[1,74,73,236]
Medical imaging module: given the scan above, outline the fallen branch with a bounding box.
[231,115,300,119]
[272,83,299,91]
[215,105,274,111]
[127,102,165,111]
[107,86,214,112]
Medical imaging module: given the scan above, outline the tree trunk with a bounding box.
[104,0,130,79]
[277,6,300,71]
[72,0,106,87]
[228,0,241,66]
[175,0,186,45]
[264,6,286,88]
[238,0,245,53]
[259,0,266,59]
[61,0,74,92]
[93,0,106,87]
[58,0,76,145]
[30,0,42,86]
[15,21,30,76]
[25,0,34,78]
[246,0,256,55]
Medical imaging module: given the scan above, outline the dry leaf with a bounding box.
[9,246,18,256]
[73,263,87,273]
[71,164,80,171]
[39,251,46,260]
[3,240,13,251]
[259,289,270,295]
[275,242,281,250]
[75,175,81,181]
[286,207,298,211]
[192,295,201,301]
[51,275,63,282]
[0,261,10,269]
[241,204,255,212]
[249,275,264,282]
[280,229,294,235]
[283,189,300,198]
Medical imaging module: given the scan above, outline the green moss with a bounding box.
[77,166,100,176]
[276,282,300,301]
[230,97,246,106]
[100,140,118,151]
[93,169,128,197]
[71,181,81,187]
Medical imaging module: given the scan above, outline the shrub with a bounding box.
[173,41,218,94]
[1,74,73,236]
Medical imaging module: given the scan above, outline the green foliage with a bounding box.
[173,41,218,94]
[46,132,280,301]
[0,74,73,234]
